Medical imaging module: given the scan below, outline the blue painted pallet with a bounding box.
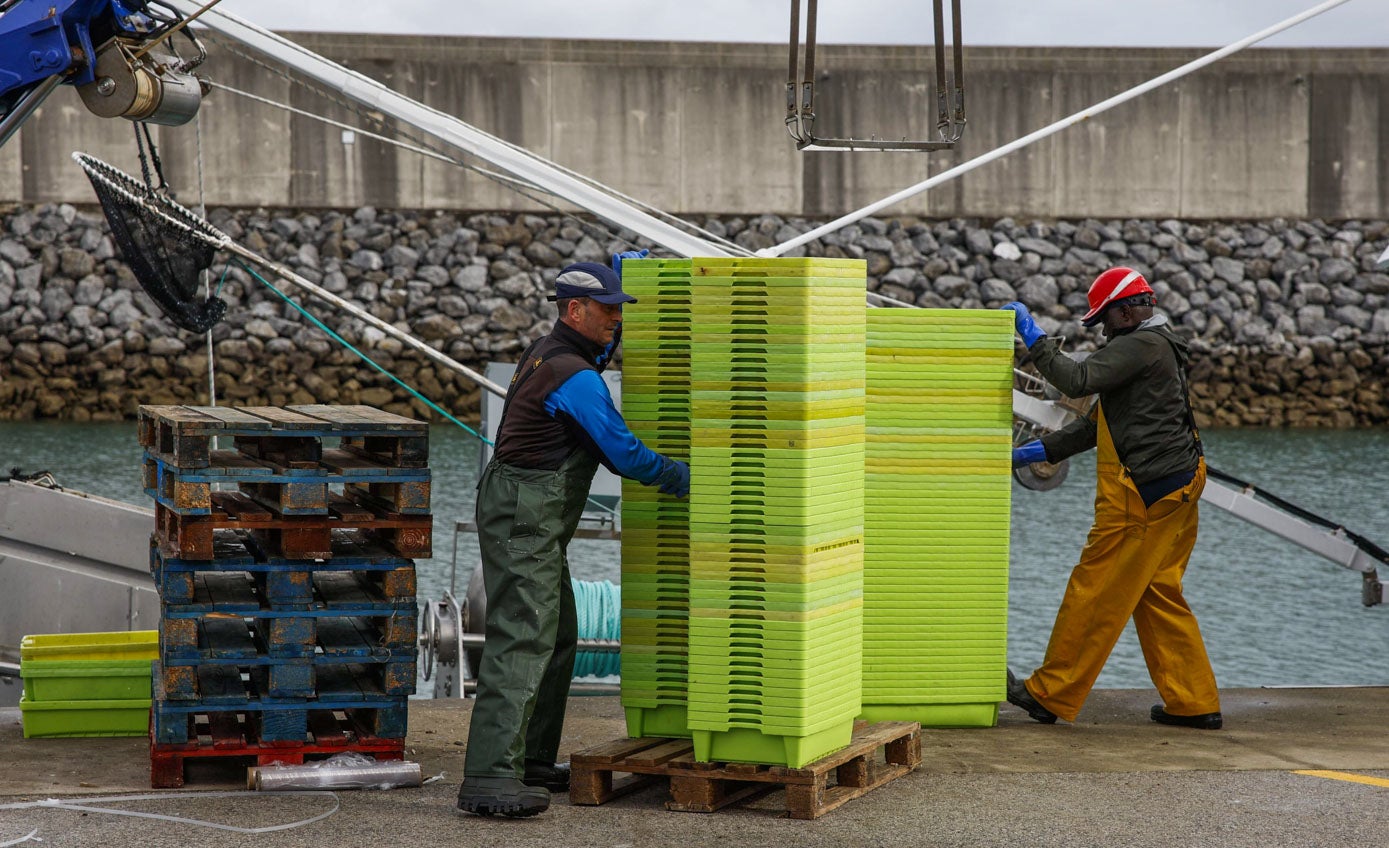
[161,608,418,660]
[152,533,414,572]
[144,453,430,517]
[158,570,417,615]
[157,658,416,701]
[151,665,409,743]
[159,614,418,665]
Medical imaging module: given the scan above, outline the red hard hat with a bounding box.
[1081,267,1153,327]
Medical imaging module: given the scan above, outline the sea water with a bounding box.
[2,421,1385,690]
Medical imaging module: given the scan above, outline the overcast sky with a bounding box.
[221,1,1382,47]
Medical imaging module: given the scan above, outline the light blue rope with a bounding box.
[238,260,491,445]
[571,578,621,678]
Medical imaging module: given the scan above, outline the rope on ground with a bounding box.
[0,790,340,835]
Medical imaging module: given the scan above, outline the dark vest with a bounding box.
[493,320,608,470]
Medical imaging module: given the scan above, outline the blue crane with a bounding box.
[0,0,207,147]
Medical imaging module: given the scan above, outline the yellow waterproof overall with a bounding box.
[1025,405,1220,722]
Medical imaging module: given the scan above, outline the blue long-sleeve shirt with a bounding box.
[544,369,666,484]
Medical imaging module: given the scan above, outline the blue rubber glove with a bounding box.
[1001,301,1046,348]
[1012,440,1048,468]
[611,249,649,276]
[655,457,690,498]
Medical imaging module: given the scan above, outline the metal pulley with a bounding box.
[1013,458,1070,492]
[77,40,206,126]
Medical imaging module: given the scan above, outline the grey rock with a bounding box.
[495,273,536,298]
[1295,305,1340,337]
[1330,285,1364,307]
[1099,240,1129,258]
[1211,256,1245,284]
[40,288,73,323]
[67,305,97,329]
[1016,237,1062,259]
[413,314,462,340]
[454,264,489,292]
[350,249,384,272]
[384,244,420,271]
[964,228,994,255]
[882,267,921,288]
[415,265,451,288]
[933,275,972,299]
[488,303,534,332]
[0,240,31,266]
[1016,275,1059,310]
[1299,282,1331,305]
[75,275,106,307]
[1318,257,1357,285]
[148,336,187,356]
[978,278,1017,303]
[1331,304,1372,331]
[992,241,1022,262]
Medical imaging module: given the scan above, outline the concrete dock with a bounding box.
[2,687,1387,847]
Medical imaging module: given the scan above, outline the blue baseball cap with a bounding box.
[548,261,638,305]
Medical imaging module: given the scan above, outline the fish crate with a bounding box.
[149,707,407,788]
[570,721,920,819]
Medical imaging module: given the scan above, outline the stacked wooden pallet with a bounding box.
[138,404,428,788]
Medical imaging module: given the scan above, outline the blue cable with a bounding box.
[238,260,491,445]
[571,578,622,678]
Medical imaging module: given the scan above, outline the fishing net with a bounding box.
[73,152,229,333]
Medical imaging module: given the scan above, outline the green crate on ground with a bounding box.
[21,659,153,702]
[19,696,151,738]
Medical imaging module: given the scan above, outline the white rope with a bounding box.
[762,0,1358,257]
[0,790,340,835]
[207,79,749,256]
[194,106,217,409]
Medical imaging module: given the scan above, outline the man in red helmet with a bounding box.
[1000,267,1222,731]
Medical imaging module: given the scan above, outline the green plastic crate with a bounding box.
[20,631,158,662]
[21,659,153,701]
[19,695,150,738]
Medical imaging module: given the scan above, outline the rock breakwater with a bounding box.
[0,205,1384,427]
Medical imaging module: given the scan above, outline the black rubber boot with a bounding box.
[1150,705,1223,730]
[1006,668,1059,724]
[523,760,571,792]
[456,777,551,818]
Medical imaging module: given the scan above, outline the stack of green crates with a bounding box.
[861,309,1013,727]
[686,257,866,768]
[619,258,695,737]
[18,631,157,738]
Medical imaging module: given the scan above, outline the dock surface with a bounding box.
[2,687,1386,847]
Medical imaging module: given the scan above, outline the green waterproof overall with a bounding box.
[463,448,599,779]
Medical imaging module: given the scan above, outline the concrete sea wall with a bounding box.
[0,205,1384,428]
[1,37,1385,221]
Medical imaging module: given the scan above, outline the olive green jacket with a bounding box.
[1035,315,1200,485]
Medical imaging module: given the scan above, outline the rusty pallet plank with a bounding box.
[570,721,921,819]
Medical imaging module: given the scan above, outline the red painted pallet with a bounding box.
[149,710,405,788]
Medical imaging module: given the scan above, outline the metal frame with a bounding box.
[785,0,965,152]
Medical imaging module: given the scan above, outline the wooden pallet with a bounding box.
[571,721,920,819]
[150,710,406,788]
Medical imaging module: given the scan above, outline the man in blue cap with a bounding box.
[457,254,690,818]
